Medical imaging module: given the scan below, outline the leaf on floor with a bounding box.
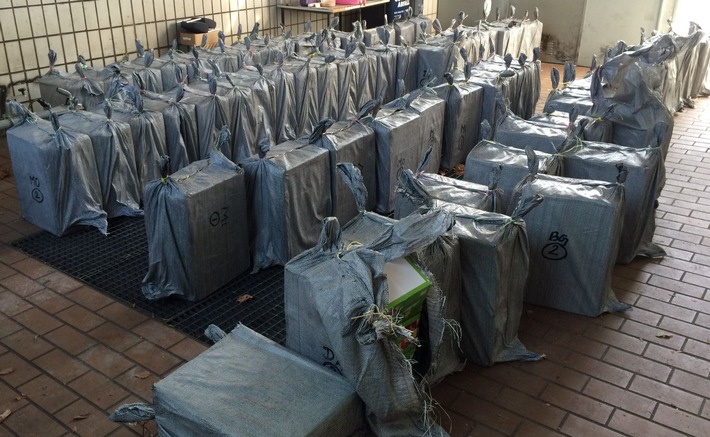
[236,294,254,304]
[135,371,151,379]
[73,413,90,421]
[655,332,673,339]
[0,368,14,376]
[0,409,11,423]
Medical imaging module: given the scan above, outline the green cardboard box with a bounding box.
[384,257,431,358]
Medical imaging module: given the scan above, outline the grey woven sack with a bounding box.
[415,35,456,88]
[6,103,107,236]
[394,19,417,46]
[145,85,200,164]
[395,168,501,219]
[338,162,397,247]
[140,89,191,172]
[494,97,569,155]
[310,116,377,225]
[370,29,398,104]
[285,212,453,436]
[513,172,630,317]
[182,77,234,160]
[283,56,320,137]
[431,196,545,366]
[464,139,563,214]
[339,163,465,385]
[153,324,365,436]
[142,134,249,301]
[367,92,441,214]
[395,44,420,98]
[240,140,331,272]
[529,107,614,144]
[561,122,667,264]
[433,71,484,169]
[57,107,142,218]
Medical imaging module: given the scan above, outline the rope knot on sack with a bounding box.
[353,304,419,344]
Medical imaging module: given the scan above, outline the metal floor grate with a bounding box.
[12,217,285,344]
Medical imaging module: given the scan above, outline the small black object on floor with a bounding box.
[12,217,285,345]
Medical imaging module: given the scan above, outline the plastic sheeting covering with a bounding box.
[415,36,456,89]
[394,19,417,46]
[143,86,200,165]
[395,44,419,98]
[283,56,320,137]
[590,52,674,156]
[142,147,249,301]
[369,41,398,105]
[98,89,168,188]
[514,173,630,317]
[141,91,191,172]
[240,141,331,272]
[432,197,544,366]
[529,110,614,144]
[433,77,484,169]
[154,324,365,437]
[395,170,501,219]
[57,109,142,218]
[267,59,299,143]
[6,104,107,236]
[285,213,453,436]
[368,92,444,214]
[182,78,233,161]
[561,129,666,264]
[494,102,569,155]
[311,119,377,224]
[464,141,563,215]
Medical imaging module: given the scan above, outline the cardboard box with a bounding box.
[385,257,431,358]
[179,28,220,47]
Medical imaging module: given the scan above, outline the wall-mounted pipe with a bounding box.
[0,106,70,133]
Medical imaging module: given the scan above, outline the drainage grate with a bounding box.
[12,217,285,345]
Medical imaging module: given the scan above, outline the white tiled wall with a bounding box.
[0,0,437,105]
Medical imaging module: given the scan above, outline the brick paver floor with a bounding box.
[0,64,709,436]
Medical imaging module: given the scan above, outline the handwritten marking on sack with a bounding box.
[29,176,43,203]
[209,207,229,227]
[458,124,466,151]
[542,232,568,261]
[322,346,343,375]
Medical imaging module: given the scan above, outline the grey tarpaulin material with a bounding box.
[353,44,379,110]
[433,69,484,169]
[529,108,614,144]
[395,169,501,219]
[430,197,545,366]
[109,403,155,423]
[370,29,398,104]
[543,82,595,116]
[368,90,444,214]
[561,122,667,265]
[338,163,465,386]
[690,32,710,99]
[338,162,397,247]
[464,139,563,214]
[310,116,377,225]
[129,50,164,93]
[143,85,200,164]
[395,43,420,98]
[212,72,272,163]
[415,35,456,88]
[64,64,106,110]
[330,46,360,120]
[285,213,453,436]
[97,87,168,189]
[37,50,73,107]
[182,76,233,160]
[142,132,250,301]
[240,139,331,272]
[267,54,299,143]
[232,65,278,154]
[283,55,320,137]
[6,102,107,236]
[311,53,341,122]
[494,97,570,155]
[153,324,365,436]
[140,89,191,172]
[156,46,189,92]
[57,107,142,218]
[513,171,630,317]
[394,18,417,46]
[590,52,674,157]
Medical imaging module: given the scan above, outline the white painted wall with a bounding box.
[437,0,585,63]
[577,0,675,66]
